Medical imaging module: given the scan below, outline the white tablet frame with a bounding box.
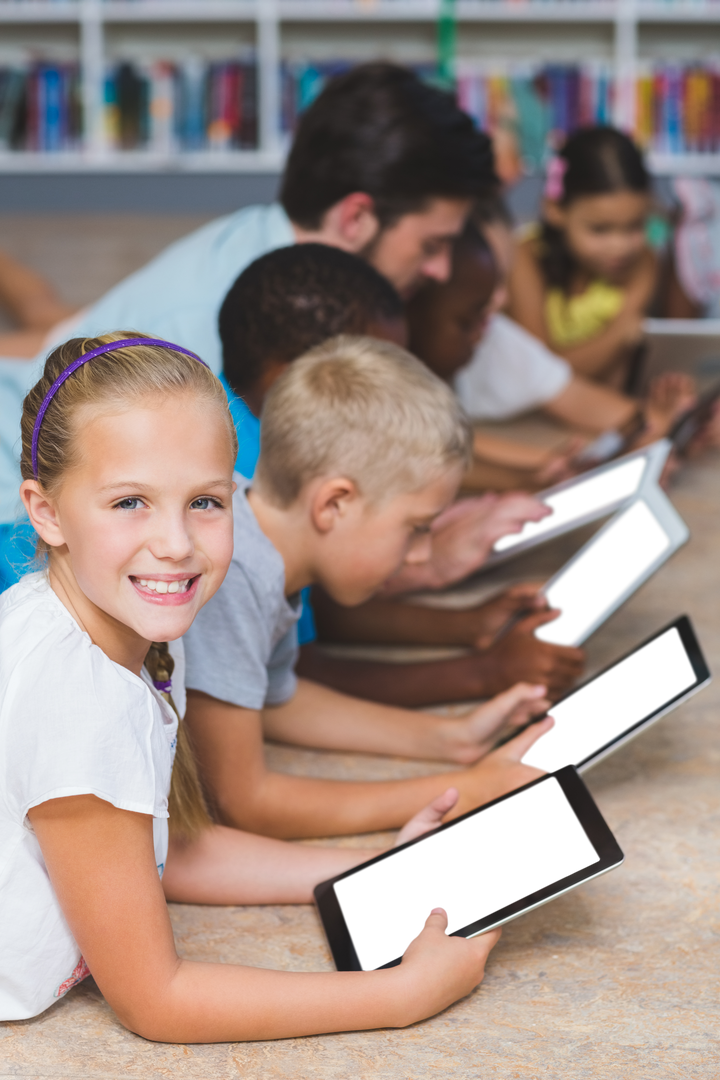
[484,439,671,569]
[536,485,690,647]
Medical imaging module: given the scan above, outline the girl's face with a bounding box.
[407,244,499,380]
[549,190,650,282]
[23,391,235,667]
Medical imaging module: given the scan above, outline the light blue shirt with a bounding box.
[0,203,295,526]
[54,203,295,374]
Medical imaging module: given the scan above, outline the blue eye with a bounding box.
[115,497,144,511]
[190,497,221,510]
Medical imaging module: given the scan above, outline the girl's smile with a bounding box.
[22,390,236,674]
[130,573,201,605]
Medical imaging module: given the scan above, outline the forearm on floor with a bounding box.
[216,767,471,839]
[163,824,379,905]
[311,590,480,647]
[544,377,637,433]
[116,960,412,1044]
[295,646,490,709]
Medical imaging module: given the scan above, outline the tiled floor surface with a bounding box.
[0,215,718,1079]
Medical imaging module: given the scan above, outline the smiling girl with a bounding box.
[0,331,499,1040]
[508,126,661,389]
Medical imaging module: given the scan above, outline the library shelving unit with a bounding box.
[1,0,720,174]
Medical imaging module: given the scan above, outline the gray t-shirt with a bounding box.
[183,476,301,710]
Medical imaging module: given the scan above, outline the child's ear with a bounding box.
[20,480,66,549]
[310,477,359,534]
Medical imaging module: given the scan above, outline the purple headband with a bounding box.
[31,337,209,479]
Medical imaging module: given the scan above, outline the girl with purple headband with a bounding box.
[0,331,500,1040]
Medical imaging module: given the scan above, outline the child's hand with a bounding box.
[473,608,586,700]
[472,582,548,649]
[446,717,554,818]
[394,908,501,1025]
[446,682,551,766]
[380,492,551,593]
[642,372,698,442]
[394,787,459,847]
[531,437,587,487]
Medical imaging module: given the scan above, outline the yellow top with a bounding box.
[545,280,624,348]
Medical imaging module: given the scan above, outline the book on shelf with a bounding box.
[636,61,720,155]
[0,63,81,152]
[103,57,258,152]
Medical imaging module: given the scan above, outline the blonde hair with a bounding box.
[255,335,472,507]
[21,331,237,839]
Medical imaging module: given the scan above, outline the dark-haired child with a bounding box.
[408,202,697,490]
[508,126,661,387]
[218,243,585,704]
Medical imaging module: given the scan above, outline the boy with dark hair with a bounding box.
[218,243,586,705]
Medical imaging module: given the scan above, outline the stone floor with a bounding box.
[0,216,718,1079]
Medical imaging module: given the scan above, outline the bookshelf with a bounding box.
[1,0,720,174]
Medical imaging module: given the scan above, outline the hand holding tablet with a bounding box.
[316,767,623,972]
[524,616,710,773]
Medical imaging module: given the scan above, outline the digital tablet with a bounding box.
[314,767,623,972]
[535,486,689,647]
[486,441,670,567]
[523,616,710,774]
[640,318,720,388]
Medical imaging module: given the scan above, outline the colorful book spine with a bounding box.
[101,57,257,152]
[0,62,80,151]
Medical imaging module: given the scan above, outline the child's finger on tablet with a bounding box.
[394,788,459,847]
[498,714,554,760]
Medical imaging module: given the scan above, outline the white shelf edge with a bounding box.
[3,151,720,176]
[637,2,720,20]
[0,150,284,172]
[0,0,621,23]
[279,0,618,20]
[102,1,258,23]
[649,153,720,175]
[0,1,81,22]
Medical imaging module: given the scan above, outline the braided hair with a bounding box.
[145,642,211,840]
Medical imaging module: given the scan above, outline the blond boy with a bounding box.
[183,337,552,839]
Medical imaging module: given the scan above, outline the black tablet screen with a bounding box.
[537,503,669,643]
[498,464,643,548]
[338,781,595,967]
[528,630,690,773]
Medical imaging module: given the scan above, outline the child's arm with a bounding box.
[312,582,548,648]
[508,242,653,381]
[185,689,552,838]
[302,586,585,703]
[29,794,499,1042]
[162,787,460,905]
[461,432,584,493]
[543,374,638,432]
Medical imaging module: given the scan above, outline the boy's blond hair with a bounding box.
[255,335,472,506]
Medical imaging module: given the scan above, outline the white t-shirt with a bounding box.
[453,313,572,420]
[0,573,179,1021]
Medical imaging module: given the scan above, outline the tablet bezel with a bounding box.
[536,485,690,647]
[314,766,624,972]
[526,615,711,775]
[484,440,671,569]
